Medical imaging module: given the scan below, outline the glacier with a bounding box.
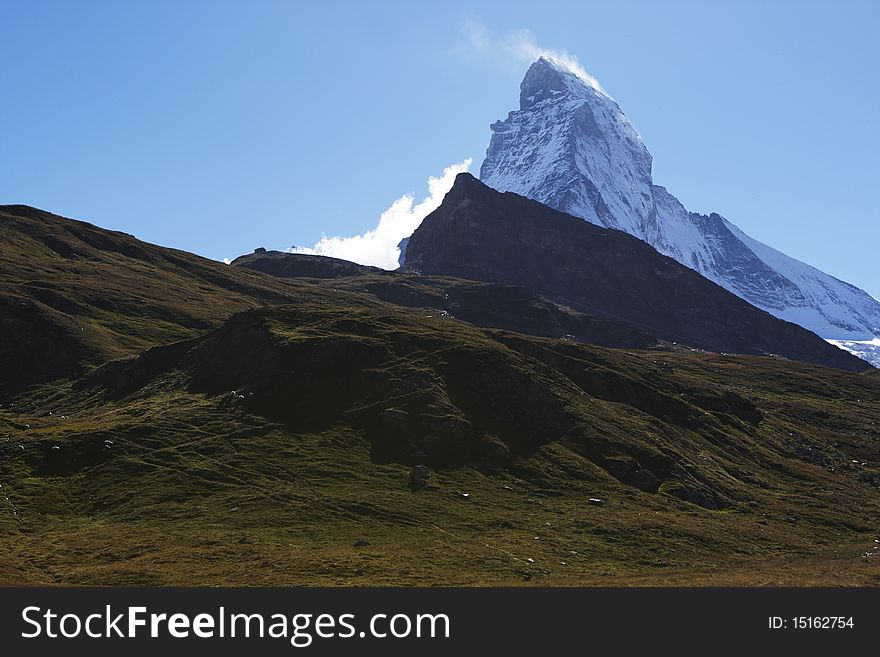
[479,57,880,366]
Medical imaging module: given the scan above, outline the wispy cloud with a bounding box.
[456,18,605,94]
[291,159,472,269]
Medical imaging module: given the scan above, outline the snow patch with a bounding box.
[827,338,880,368]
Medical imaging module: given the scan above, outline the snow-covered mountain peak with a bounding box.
[479,58,880,367]
[482,57,653,236]
[520,57,589,107]
[521,56,607,102]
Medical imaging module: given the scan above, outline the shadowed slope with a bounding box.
[403,175,869,372]
[0,205,321,391]
[1,205,655,393]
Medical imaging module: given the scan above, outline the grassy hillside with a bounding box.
[1,300,878,585]
[1,204,658,395]
[0,205,314,391]
[2,204,878,586]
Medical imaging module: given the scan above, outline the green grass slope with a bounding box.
[0,205,314,392]
[1,301,879,585]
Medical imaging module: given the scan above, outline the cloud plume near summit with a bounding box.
[457,18,604,94]
[291,159,472,270]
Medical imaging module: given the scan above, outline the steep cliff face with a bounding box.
[404,173,870,372]
[479,57,880,365]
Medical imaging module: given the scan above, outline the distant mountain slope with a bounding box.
[336,274,660,349]
[403,174,869,372]
[479,58,880,365]
[232,251,657,349]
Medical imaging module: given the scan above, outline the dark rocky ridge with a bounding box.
[403,174,869,372]
[231,250,381,279]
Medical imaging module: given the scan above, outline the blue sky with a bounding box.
[1,1,878,295]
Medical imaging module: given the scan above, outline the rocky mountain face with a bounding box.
[403,173,870,373]
[478,57,880,366]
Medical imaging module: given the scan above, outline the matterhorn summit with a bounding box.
[479,57,880,366]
